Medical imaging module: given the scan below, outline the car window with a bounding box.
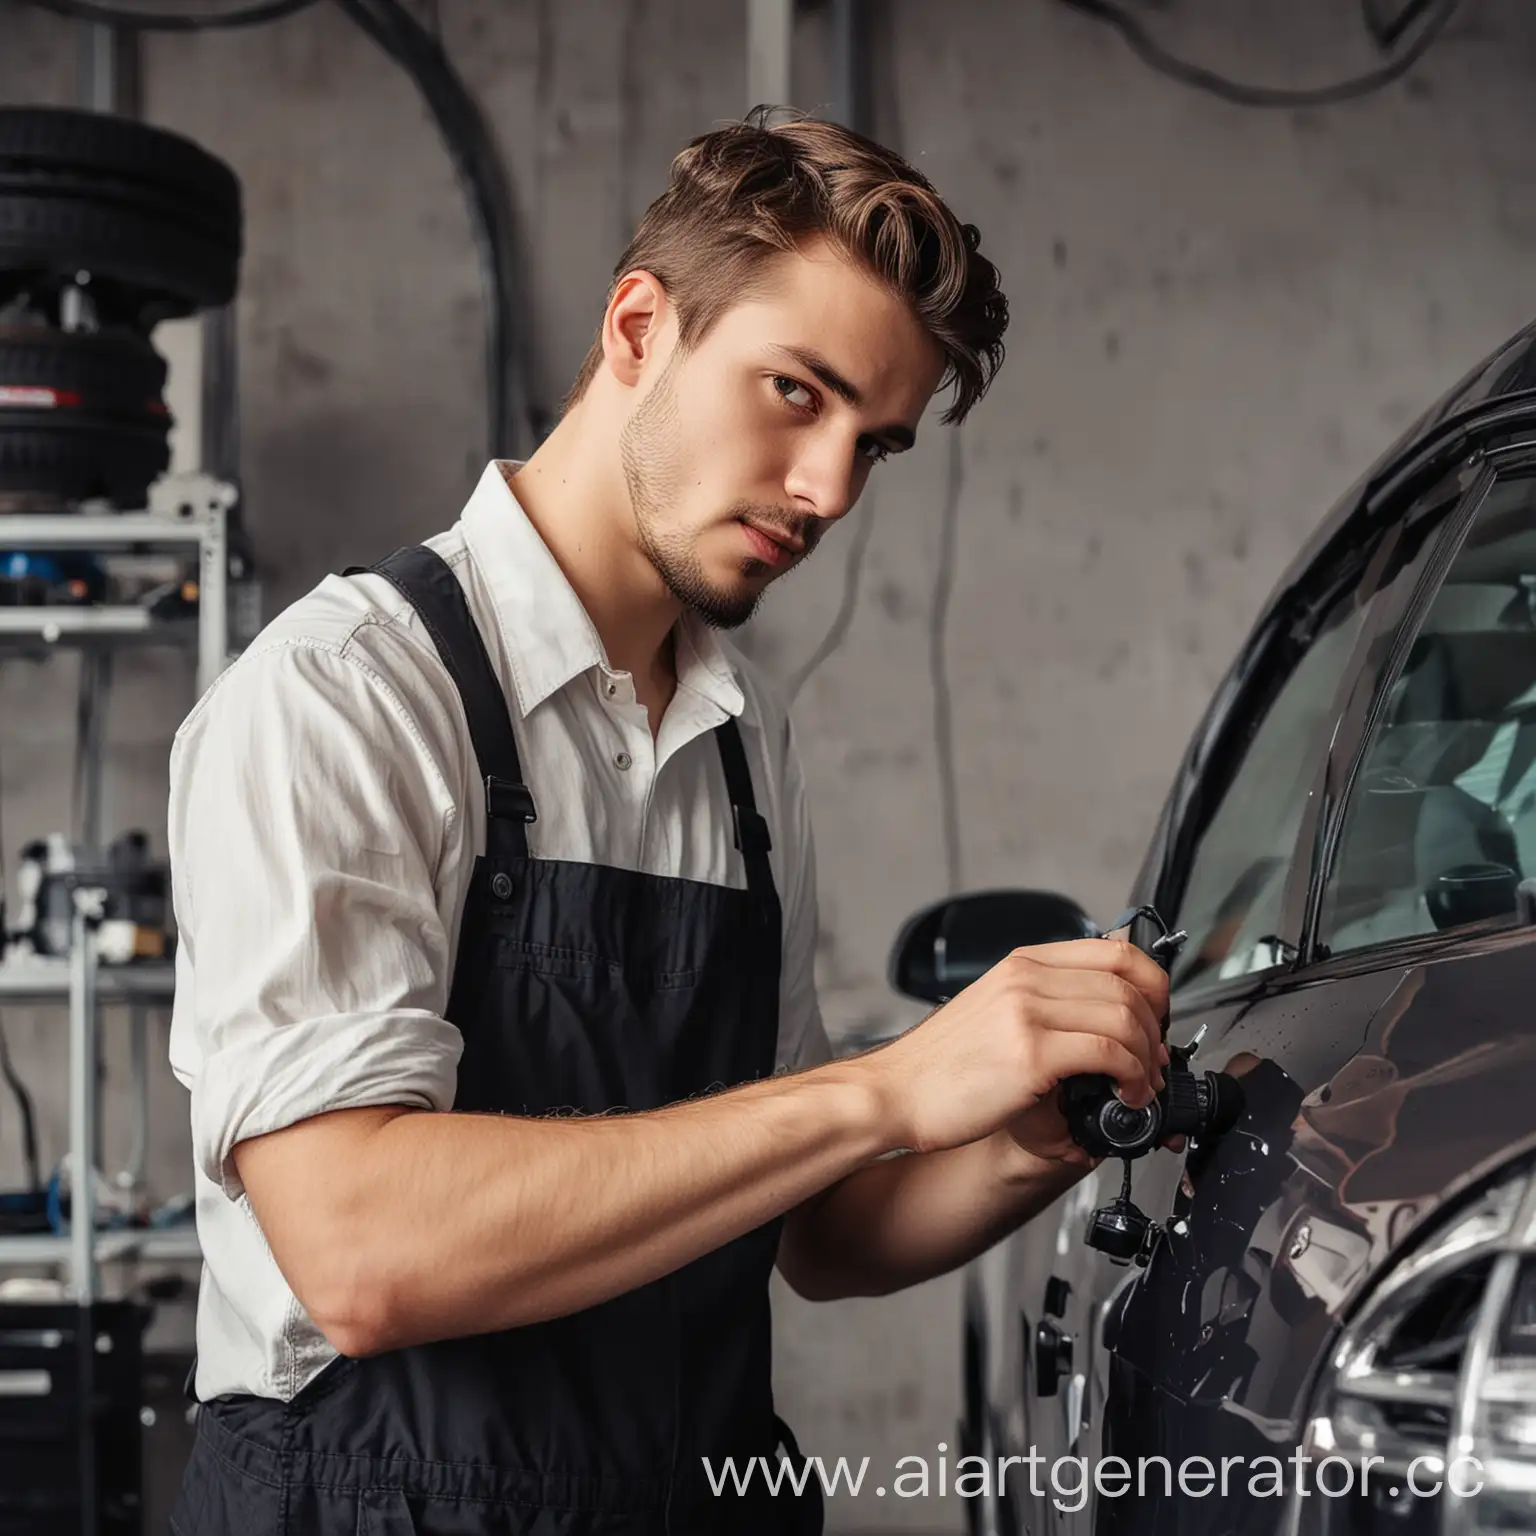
[1166,595,1368,993]
[1319,474,1536,956]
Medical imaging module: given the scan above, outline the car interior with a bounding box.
[1166,479,1536,988]
[1322,487,1536,953]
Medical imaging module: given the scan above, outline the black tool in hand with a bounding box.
[1061,904,1245,1265]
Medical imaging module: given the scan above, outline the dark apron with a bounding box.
[171,545,823,1535]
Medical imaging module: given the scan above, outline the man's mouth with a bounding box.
[740,520,802,566]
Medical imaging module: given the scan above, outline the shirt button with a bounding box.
[606,682,617,697]
[491,872,513,899]
[614,750,633,771]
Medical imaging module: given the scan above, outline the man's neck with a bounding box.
[497,424,680,689]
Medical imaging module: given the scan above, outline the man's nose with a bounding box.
[784,440,859,524]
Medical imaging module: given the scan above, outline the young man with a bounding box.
[168,110,1170,1534]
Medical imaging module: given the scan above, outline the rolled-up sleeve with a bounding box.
[776,711,834,1073]
[168,638,465,1203]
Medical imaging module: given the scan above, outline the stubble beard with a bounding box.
[618,357,770,632]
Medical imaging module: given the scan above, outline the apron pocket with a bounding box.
[356,1486,543,1536]
[355,1486,418,1536]
[493,937,619,981]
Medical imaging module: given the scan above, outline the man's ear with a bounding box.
[602,269,669,388]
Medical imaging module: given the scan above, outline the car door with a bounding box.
[1090,452,1536,1535]
[1056,451,1502,1536]
[1009,490,1422,1536]
[1000,1171,1098,1536]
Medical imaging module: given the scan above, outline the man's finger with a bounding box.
[1014,937,1170,1019]
[1022,967,1163,1074]
[1031,996,1163,1092]
[1037,1029,1156,1109]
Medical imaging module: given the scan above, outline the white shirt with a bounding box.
[167,460,832,1402]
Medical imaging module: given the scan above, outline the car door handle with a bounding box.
[1034,1318,1073,1397]
[1044,1275,1071,1318]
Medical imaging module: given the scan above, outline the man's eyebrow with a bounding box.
[767,344,918,451]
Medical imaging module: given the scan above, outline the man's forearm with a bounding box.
[776,1130,1088,1301]
[234,1059,895,1355]
[235,930,1173,1353]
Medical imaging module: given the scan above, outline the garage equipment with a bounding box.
[0,107,242,512]
[0,98,249,1533]
[0,323,174,510]
[0,483,236,1532]
[0,106,240,324]
[10,829,172,963]
[0,1299,149,1533]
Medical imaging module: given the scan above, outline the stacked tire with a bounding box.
[0,108,242,510]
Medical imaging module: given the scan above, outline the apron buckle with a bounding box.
[486,776,538,823]
[732,803,772,857]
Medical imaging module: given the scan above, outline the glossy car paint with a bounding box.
[939,319,1536,1536]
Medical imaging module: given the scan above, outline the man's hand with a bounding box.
[1003,1097,1102,1169]
[775,940,1173,1300]
[864,938,1171,1159]
[228,937,1176,1346]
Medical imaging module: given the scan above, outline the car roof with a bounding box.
[1253,316,1536,629]
[1132,317,1536,908]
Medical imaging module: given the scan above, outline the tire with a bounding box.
[0,108,239,221]
[0,323,166,406]
[0,325,171,507]
[0,108,241,319]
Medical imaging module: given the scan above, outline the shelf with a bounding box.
[0,606,196,647]
[0,957,176,1003]
[0,1227,200,1265]
[0,476,233,1305]
[0,511,214,549]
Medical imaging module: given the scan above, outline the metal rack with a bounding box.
[0,478,235,699]
[0,473,242,1303]
[0,935,190,1289]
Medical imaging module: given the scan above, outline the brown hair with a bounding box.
[561,106,1008,425]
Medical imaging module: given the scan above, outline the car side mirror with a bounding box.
[888,889,1102,1004]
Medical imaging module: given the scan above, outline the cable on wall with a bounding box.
[785,495,876,706]
[932,432,964,897]
[1362,0,1439,50]
[780,437,964,898]
[335,0,545,458]
[19,0,319,30]
[19,0,546,459]
[1059,0,1464,108]
[0,1016,42,1192]
[0,690,36,1194]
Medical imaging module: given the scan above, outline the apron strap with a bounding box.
[713,715,776,911]
[349,547,537,853]
[773,1412,826,1532]
[349,547,775,911]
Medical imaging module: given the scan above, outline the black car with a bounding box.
[890,319,1536,1536]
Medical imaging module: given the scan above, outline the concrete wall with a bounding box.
[4,1,1536,1529]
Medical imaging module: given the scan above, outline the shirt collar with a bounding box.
[458,460,746,722]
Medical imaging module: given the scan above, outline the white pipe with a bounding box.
[748,0,794,110]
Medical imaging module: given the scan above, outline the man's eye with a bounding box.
[773,375,815,410]
[860,440,891,465]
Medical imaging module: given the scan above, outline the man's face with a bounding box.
[618,237,946,630]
